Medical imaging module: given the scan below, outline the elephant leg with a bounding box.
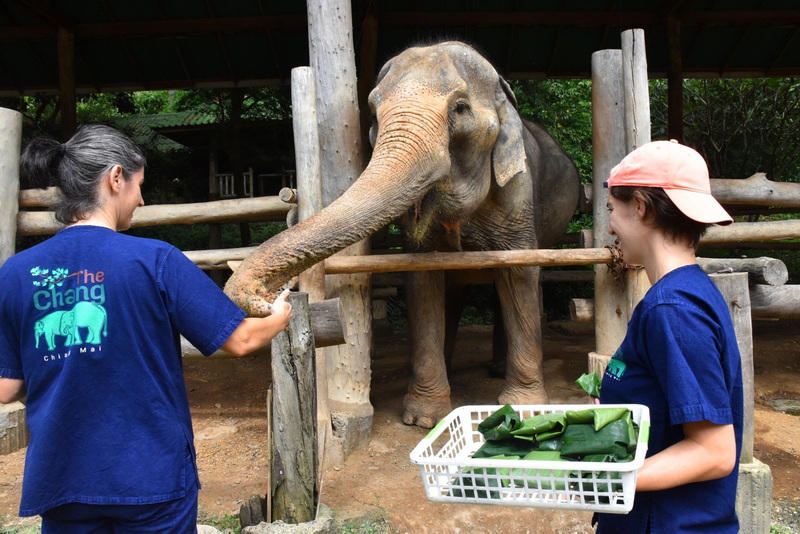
[494,266,548,405]
[490,288,508,378]
[403,269,452,428]
[443,275,467,372]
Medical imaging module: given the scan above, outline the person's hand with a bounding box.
[270,289,293,331]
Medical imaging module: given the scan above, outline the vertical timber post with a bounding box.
[589,29,652,376]
[0,108,27,455]
[306,0,373,465]
[270,292,318,524]
[589,49,626,371]
[291,66,332,471]
[710,273,773,534]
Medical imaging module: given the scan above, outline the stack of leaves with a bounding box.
[473,404,638,462]
[451,405,639,497]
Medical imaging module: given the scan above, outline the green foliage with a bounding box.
[0,524,41,534]
[510,79,594,183]
[196,509,241,533]
[650,78,800,182]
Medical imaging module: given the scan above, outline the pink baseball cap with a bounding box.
[606,140,733,225]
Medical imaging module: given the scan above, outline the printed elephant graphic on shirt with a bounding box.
[34,301,108,351]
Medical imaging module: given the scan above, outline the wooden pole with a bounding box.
[590,48,628,365]
[697,256,788,286]
[0,108,26,455]
[270,292,318,524]
[709,273,754,463]
[17,195,291,236]
[291,66,326,303]
[291,66,333,472]
[711,173,800,207]
[0,108,22,264]
[619,25,653,336]
[307,0,373,462]
[667,14,684,142]
[323,248,614,274]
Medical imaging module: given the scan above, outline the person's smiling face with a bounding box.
[607,194,648,265]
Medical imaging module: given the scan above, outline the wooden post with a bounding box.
[292,66,326,302]
[307,0,373,463]
[590,49,627,372]
[0,108,22,264]
[0,108,27,456]
[291,66,333,471]
[270,292,318,524]
[589,29,652,375]
[711,273,773,534]
[618,26,653,345]
[709,273,754,463]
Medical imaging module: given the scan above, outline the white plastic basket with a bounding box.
[409,404,650,514]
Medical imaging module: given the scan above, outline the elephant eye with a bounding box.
[453,100,470,114]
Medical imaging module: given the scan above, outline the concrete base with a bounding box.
[587,351,611,376]
[736,458,773,534]
[0,401,28,455]
[322,401,373,470]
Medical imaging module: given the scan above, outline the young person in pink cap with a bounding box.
[595,140,743,533]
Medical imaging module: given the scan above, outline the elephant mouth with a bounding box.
[406,187,463,251]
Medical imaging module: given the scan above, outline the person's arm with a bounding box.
[0,378,25,404]
[635,420,737,491]
[220,289,293,357]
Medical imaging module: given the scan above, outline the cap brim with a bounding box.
[665,189,733,225]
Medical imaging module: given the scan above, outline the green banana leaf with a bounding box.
[510,412,568,441]
[473,438,533,459]
[575,372,602,397]
[560,419,635,461]
[534,435,564,451]
[477,404,521,441]
[510,450,571,490]
[566,407,631,431]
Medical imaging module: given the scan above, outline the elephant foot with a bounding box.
[498,383,549,406]
[402,393,452,429]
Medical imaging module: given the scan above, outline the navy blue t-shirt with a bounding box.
[0,226,246,516]
[597,265,743,534]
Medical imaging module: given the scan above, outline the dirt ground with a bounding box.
[1,317,799,532]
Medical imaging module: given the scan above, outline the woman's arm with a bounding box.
[220,289,293,357]
[0,377,25,404]
[635,420,737,491]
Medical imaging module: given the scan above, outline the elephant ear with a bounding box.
[492,75,529,187]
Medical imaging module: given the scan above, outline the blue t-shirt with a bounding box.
[0,226,246,516]
[597,265,743,534]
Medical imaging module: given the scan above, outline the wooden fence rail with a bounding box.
[17,194,291,236]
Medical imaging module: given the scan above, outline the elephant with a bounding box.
[34,301,108,351]
[224,41,580,428]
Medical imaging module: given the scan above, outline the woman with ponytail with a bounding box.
[0,125,292,533]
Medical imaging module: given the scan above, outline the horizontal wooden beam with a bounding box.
[17,195,291,236]
[323,248,614,274]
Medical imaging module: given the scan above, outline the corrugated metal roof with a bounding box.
[114,111,220,152]
[1,1,799,97]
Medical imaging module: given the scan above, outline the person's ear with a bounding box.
[632,192,647,220]
[108,165,124,192]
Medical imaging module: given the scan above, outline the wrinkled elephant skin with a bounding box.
[224,41,580,428]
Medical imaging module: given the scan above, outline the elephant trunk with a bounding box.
[224,98,450,316]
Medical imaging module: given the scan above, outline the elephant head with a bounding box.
[225,41,537,314]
